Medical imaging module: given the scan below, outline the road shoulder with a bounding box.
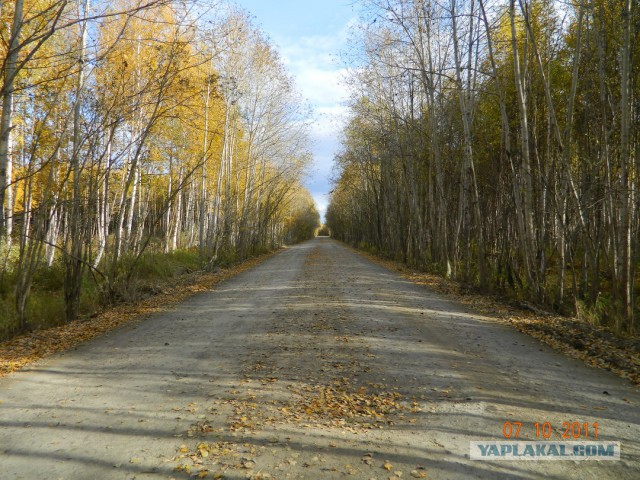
[0,251,278,378]
[344,241,640,387]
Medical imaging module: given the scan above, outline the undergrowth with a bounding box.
[0,246,241,341]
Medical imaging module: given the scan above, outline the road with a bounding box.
[0,238,639,479]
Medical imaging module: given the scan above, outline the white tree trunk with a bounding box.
[0,0,23,242]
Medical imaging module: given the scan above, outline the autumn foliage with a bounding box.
[0,1,318,337]
[329,0,640,333]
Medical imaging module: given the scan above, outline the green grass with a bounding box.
[0,296,18,339]
[0,247,207,341]
[23,291,66,329]
[118,248,201,281]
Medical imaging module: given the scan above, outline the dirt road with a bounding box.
[1,238,639,479]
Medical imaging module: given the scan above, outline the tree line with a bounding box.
[0,0,319,336]
[327,0,638,332]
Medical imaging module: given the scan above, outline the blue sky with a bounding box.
[233,0,357,220]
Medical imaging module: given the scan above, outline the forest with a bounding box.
[327,0,639,333]
[0,0,319,338]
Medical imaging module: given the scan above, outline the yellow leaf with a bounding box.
[383,461,393,471]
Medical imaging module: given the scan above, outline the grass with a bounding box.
[0,246,225,341]
[113,249,201,285]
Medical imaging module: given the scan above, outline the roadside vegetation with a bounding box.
[0,1,319,340]
[328,0,640,335]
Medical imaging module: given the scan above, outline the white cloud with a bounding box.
[272,19,355,214]
[294,68,347,107]
[314,104,349,144]
[312,193,330,222]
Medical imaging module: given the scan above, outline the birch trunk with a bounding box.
[64,0,90,322]
[0,0,23,242]
[619,0,633,328]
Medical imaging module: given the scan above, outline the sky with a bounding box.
[233,0,358,221]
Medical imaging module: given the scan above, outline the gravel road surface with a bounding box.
[0,238,638,479]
